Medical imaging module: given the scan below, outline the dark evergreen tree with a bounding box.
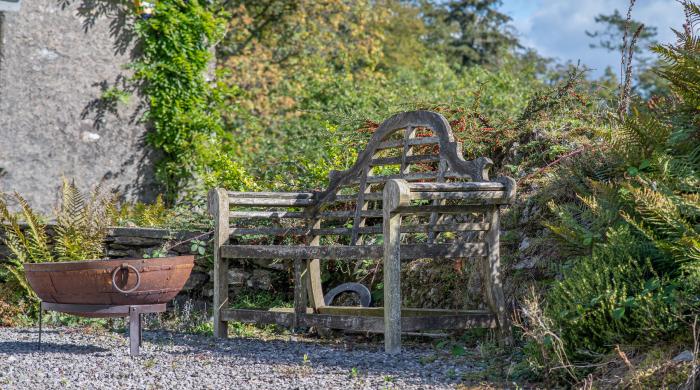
[442,0,518,67]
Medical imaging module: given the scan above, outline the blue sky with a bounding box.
[498,0,686,77]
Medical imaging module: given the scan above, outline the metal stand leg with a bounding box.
[139,313,143,347]
[38,302,42,351]
[129,306,140,357]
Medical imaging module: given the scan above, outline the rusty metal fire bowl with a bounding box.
[24,256,194,310]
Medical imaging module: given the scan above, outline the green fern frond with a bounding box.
[14,192,52,263]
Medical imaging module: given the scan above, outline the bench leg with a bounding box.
[383,179,410,354]
[210,188,230,339]
[383,210,402,354]
[293,259,308,332]
[483,207,512,345]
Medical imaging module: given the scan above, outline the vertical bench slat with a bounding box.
[350,166,372,245]
[305,218,325,310]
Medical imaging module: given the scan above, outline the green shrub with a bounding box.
[547,227,686,359]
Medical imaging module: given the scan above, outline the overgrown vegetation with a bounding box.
[517,2,700,385]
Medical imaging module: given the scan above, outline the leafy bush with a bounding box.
[547,227,686,358]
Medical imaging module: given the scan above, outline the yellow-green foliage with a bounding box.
[0,193,52,300]
[54,179,114,261]
[113,194,171,227]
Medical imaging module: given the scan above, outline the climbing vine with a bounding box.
[129,0,231,201]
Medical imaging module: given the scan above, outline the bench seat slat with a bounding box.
[220,243,487,259]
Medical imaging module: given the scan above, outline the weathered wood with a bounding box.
[210,110,516,348]
[228,223,490,237]
[409,182,505,192]
[482,207,513,345]
[335,192,382,202]
[350,165,371,245]
[428,159,448,244]
[208,188,230,338]
[383,179,411,354]
[371,154,441,167]
[400,126,416,175]
[227,191,315,199]
[221,309,496,332]
[305,218,325,311]
[377,136,439,150]
[229,211,305,219]
[293,259,307,328]
[409,190,508,202]
[228,198,316,207]
[221,242,487,260]
[316,306,492,318]
[229,210,382,220]
[393,204,493,214]
[310,111,493,211]
[363,171,469,185]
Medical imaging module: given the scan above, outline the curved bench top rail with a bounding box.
[307,110,495,215]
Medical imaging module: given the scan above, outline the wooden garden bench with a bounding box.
[208,110,516,353]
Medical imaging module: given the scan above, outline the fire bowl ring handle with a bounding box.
[111,263,142,294]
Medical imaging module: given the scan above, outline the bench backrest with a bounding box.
[225,110,513,249]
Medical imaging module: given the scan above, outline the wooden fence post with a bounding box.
[383,179,411,354]
[208,188,230,338]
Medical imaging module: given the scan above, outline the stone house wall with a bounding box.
[0,0,158,214]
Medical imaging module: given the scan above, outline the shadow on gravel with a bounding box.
[0,341,108,354]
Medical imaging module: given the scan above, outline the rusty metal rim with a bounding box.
[24,255,194,272]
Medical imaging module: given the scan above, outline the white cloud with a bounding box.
[502,0,686,77]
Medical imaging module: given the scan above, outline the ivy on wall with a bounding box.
[129,0,229,202]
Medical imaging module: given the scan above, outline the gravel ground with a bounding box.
[0,327,489,389]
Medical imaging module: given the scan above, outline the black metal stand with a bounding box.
[38,301,166,356]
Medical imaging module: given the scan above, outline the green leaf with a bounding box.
[612,307,625,320]
[451,344,466,357]
[543,335,553,347]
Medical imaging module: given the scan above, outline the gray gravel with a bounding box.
[0,327,485,389]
